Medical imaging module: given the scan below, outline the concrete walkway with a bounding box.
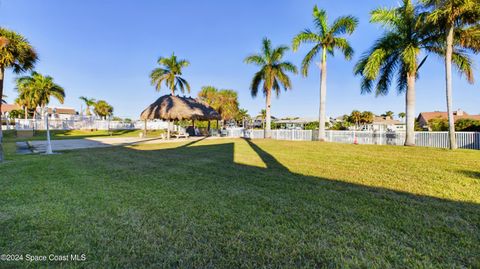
[24,136,209,153]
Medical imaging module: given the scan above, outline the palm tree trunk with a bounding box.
[405,72,416,146]
[0,67,4,162]
[24,107,28,120]
[265,90,272,138]
[318,49,327,141]
[445,24,457,150]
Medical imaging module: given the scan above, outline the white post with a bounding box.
[45,108,53,154]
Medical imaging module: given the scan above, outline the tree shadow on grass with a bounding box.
[5,138,480,268]
[457,170,480,180]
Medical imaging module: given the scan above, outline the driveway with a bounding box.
[23,136,206,153]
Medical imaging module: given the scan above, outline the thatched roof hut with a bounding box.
[140,95,221,121]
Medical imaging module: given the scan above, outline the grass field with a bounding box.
[1,136,479,268]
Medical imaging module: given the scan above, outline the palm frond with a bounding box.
[331,16,359,36]
[292,29,320,51]
[301,44,321,77]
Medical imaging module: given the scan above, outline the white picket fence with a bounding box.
[14,119,169,130]
[225,129,480,150]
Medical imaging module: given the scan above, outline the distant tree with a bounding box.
[349,110,362,128]
[360,111,375,125]
[455,118,480,131]
[429,118,449,131]
[198,86,239,124]
[382,111,395,119]
[235,108,250,127]
[0,28,37,162]
[398,112,406,120]
[8,109,24,119]
[245,38,297,137]
[79,96,96,116]
[150,53,190,96]
[260,109,267,129]
[292,6,358,141]
[94,100,113,119]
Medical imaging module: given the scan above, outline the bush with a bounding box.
[455,119,480,131]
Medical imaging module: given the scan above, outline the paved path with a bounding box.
[24,136,209,153]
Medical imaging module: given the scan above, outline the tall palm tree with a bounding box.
[0,28,37,161]
[150,53,190,96]
[292,6,358,141]
[422,0,480,149]
[354,0,472,146]
[16,72,65,116]
[79,96,96,116]
[244,38,298,138]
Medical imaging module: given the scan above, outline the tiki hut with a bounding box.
[140,95,221,139]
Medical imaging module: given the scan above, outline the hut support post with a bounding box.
[143,120,147,137]
[167,120,171,140]
[207,121,211,135]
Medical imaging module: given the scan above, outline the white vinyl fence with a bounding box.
[14,119,169,131]
[225,129,480,150]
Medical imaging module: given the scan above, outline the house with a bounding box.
[1,104,22,116]
[253,115,277,128]
[47,107,77,120]
[0,104,77,119]
[363,116,406,132]
[417,109,480,130]
[275,117,317,130]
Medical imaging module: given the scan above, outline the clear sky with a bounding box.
[0,0,479,119]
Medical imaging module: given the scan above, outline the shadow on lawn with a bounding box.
[457,170,480,180]
[123,139,479,266]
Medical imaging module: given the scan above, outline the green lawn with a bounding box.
[1,137,479,268]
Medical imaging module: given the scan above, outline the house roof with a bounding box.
[47,107,76,115]
[418,111,480,122]
[372,116,403,125]
[1,104,21,113]
[276,117,317,124]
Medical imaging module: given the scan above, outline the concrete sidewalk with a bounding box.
[24,136,209,153]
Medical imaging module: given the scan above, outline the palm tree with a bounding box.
[383,111,395,119]
[244,38,298,138]
[16,72,65,116]
[260,109,267,129]
[150,53,190,96]
[354,0,472,146]
[235,108,250,127]
[292,6,358,141]
[398,112,406,121]
[422,0,480,149]
[94,100,113,119]
[79,96,96,116]
[0,28,37,161]
[217,89,239,124]
[360,111,375,129]
[350,110,362,129]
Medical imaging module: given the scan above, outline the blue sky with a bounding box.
[0,0,479,119]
